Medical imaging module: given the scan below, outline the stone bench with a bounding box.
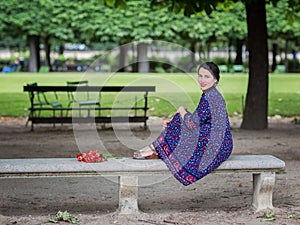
[0,155,285,214]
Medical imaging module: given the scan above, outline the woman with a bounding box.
[133,62,233,186]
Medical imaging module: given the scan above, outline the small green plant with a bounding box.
[257,211,276,222]
[291,117,300,125]
[288,214,300,220]
[49,210,79,224]
[276,169,286,174]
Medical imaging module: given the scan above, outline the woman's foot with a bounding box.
[133,144,160,160]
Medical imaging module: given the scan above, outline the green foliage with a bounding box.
[287,59,300,71]
[288,214,300,220]
[148,56,172,72]
[0,36,27,50]
[151,0,225,16]
[0,0,79,48]
[0,0,246,54]
[49,210,79,224]
[257,211,276,222]
[291,117,300,124]
[195,2,247,41]
[93,0,186,43]
[211,57,228,65]
[267,0,300,40]
[276,169,286,174]
[0,0,299,66]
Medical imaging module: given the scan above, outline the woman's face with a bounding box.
[198,67,217,91]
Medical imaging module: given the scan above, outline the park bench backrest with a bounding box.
[66,80,95,106]
[26,83,61,108]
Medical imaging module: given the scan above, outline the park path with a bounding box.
[0,116,300,224]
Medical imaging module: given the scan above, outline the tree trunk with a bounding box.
[137,42,149,73]
[58,45,64,55]
[28,35,40,72]
[45,36,51,71]
[271,41,278,72]
[207,42,211,60]
[284,38,289,72]
[198,44,204,61]
[189,42,196,71]
[241,1,268,130]
[234,39,244,65]
[119,44,129,72]
[228,39,232,65]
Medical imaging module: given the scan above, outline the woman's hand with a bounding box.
[176,106,187,119]
[163,106,187,129]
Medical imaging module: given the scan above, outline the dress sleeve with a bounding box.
[183,95,210,130]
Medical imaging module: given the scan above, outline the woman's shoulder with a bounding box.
[205,87,226,105]
[205,86,223,98]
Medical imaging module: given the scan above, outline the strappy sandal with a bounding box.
[132,151,145,160]
[145,145,160,159]
[133,145,160,160]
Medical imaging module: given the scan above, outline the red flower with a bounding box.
[76,150,106,163]
[76,153,83,162]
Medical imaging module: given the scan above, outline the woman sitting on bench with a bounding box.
[133,61,233,186]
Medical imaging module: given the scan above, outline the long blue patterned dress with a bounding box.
[152,86,233,186]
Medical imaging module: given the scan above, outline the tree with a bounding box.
[146,0,297,130]
[192,2,247,64]
[0,0,41,72]
[0,1,81,72]
[221,3,247,65]
[93,0,186,72]
[267,0,300,72]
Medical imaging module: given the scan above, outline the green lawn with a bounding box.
[0,72,299,118]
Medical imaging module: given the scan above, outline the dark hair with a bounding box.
[198,61,220,82]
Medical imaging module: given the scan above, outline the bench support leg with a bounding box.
[252,172,275,211]
[118,175,139,214]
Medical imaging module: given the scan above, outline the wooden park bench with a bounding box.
[24,84,155,131]
[0,155,285,214]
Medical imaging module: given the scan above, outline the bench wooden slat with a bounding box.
[29,107,148,111]
[24,85,156,92]
[29,116,148,124]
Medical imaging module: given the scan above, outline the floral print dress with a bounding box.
[152,86,233,186]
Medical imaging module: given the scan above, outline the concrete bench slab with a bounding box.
[0,155,285,214]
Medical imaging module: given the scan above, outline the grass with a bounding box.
[0,72,299,118]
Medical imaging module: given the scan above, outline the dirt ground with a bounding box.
[0,116,300,225]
